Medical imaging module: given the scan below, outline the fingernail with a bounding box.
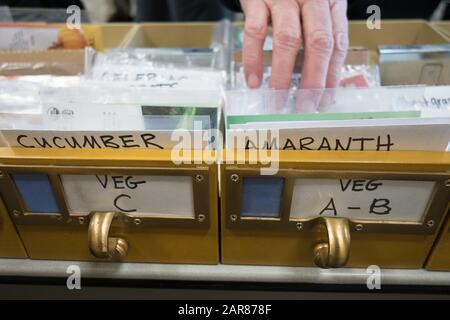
[247,74,260,88]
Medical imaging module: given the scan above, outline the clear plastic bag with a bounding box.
[211,19,234,78]
[225,86,450,115]
[0,7,89,23]
[224,86,450,152]
[0,80,222,150]
[86,48,227,91]
[339,65,381,88]
[0,80,42,114]
[234,64,380,90]
[0,6,13,22]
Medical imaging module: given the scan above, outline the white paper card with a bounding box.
[290,178,436,222]
[229,121,450,151]
[61,174,195,218]
[1,130,208,150]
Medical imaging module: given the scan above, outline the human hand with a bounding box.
[241,0,349,92]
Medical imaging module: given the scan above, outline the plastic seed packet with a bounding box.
[0,23,89,51]
[234,65,380,90]
[0,81,222,150]
[224,86,450,152]
[84,20,234,90]
[92,48,225,69]
[0,75,82,86]
[87,48,227,91]
[339,65,381,88]
[0,80,42,114]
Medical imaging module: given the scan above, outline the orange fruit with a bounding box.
[57,27,87,49]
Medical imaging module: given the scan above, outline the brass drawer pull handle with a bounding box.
[88,211,128,260]
[313,217,350,268]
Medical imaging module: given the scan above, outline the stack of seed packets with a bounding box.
[87,48,227,91]
[0,80,221,150]
[225,86,450,152]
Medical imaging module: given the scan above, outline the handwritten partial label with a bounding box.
[91,67,224,90]
[61,174,195,218]
[290,179,435,222]
[0,27,59,51]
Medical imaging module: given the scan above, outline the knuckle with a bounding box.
[245,21,268,40]
[273,30,302,50]
[243,52,260,66]
[307,30,334,55]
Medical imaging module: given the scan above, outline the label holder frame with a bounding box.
[224,168,450,235]
[0,164,211,229]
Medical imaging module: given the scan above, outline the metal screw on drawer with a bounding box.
[231,174,239,182]
[296,222,304,230]
[78,217,85,225]
[12,210,20,217]
[195,174,204,183]
[230,214,238,222]
[134,218,141,226]
[0,170,3,178]
[355,224,364,231]
[445,179,450,187]
[198,214,206,222]
[427,220,435,228]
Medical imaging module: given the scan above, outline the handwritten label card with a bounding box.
[91,66,225,91]
[290,178,436,222]
[229,120,450,151]
[61,174,195,218]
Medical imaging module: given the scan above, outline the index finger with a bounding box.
[269,0,302,90]
[242,1,270,89]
